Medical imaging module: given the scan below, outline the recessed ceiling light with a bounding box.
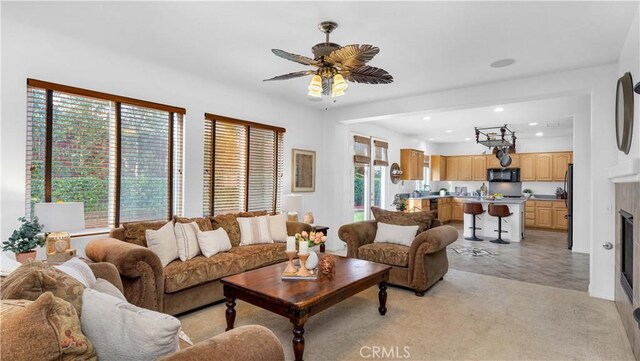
[464,138,471,141]
[529,122,538,126]
[423,116,431,120]
[494,107,504,112]
[536,132,544,136]
[490,58,516,68]
[428,138,435,141]
[445,130,453,133]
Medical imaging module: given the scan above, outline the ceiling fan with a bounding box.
[264,21,394,98]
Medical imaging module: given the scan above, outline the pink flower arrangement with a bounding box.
[295,230,327,248]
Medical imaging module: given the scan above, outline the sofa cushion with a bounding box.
[174,216,213,231]
[122,220,167,247]
[210,211,271,247]
[358,243,410,268]
[164,253,244,293]
[1,293,97,361]
[226,243,287,271]
[1,260,85,315]
[371,207,434,234]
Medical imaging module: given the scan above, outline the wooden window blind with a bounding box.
[373,140,389,166]
[203,113,285,216]
[26,79,185,228]
[353,135,371,164]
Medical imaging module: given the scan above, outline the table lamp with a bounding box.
[282,194,303,222]
[34,202,85,263]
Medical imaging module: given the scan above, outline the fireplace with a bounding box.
[620,209,634,302]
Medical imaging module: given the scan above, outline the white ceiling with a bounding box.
[5,1,637,110]
[365,96,581,143]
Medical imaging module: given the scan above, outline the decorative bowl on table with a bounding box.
[493,193,504,200]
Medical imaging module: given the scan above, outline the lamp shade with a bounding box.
[333,74,348,91]
[34,202,85,233]
[308,75,322,93]
[282,194,303,215]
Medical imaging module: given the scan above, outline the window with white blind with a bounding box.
[26,79,185,229]
[203,113,285,216]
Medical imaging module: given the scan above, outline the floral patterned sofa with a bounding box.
[86,211,311,315]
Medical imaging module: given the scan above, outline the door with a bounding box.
[552,153,571,181]
[520,154,536,181]
[458,156,472,181]
[446,157,459,180]
[353,164,370,222]
[536,153,553,181]
[553,209,568,229]
[486,155,501,169]
[535,208,553,228]
[353,137,387,221]
[472,156,487,181]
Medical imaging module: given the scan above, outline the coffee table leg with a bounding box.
[378,281,387,316]
[292,322,305,361]
[225,296,236,331]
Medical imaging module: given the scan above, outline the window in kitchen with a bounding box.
[417,154,430,191]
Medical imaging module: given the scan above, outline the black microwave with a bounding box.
[487,168,520,182]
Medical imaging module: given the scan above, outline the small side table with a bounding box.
[313,226,329,253]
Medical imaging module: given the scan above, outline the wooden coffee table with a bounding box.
[221,256,391,361]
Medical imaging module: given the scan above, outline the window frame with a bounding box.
[26,79,185,228]
[203,113,286,216]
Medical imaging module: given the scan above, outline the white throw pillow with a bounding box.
[268,213,288,242]
[197,229,232,257]
[81,288,181,361]
[55,257,97,288]
[146,221,179,267]
[374,222,420,247]
[93,278,127,301]
[174,222,200,261]
[238,216,274,246]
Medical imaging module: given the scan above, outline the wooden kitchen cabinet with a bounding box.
[552,152,572,181]
[535,207,553,228]
[472,156,487,181]
[525,200,567,230]
[520,154,537,181]
[438,198,452,223]
[486,153,520,169]
[458,156,473,181]
[451,201,464,221]
[554,209,568,229]
[446,157,459,181]
[400,149,424,180]
[430,155,447,181]
[535,153,554,181]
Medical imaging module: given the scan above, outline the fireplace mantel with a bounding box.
[609,158,640,183]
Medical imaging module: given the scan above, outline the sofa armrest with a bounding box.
[409,225,458,262]
[160,326,284,361]
[88,262,124,294]
[338,220,377,258]
[286,221,312,236]
[431,219,442,228]
[85,237,164,312]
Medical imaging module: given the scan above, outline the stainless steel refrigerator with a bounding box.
[565,163,574,250]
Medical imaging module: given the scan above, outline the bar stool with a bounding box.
[488,204,512,244]
[463,202,484,241]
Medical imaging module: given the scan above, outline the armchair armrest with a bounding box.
[85,237,164,312]
[286,221,312,236]
[338,220,377,258]
[87,262,124,294]
[409,225,458,259]
[160,325,284,361]
[407,225,458,290]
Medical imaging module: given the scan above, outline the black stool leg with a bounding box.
[490,216,510,244]
[465,215,483,241]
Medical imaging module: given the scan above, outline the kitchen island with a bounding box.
[462,198,526,242]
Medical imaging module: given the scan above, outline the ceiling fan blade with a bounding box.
[322,78,332,96]
[344,66,394,84]
[272,49,320,66]
[263,70,315,82]
[326,44,380,69]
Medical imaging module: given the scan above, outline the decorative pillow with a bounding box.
[81,288,180,361]
[93,278,127,301]
[1,292,97,361]
[173,216,213,231]
[374,222,420,246]
[239,210,270,217]
[210,213,242,247]
[238,216,273,245]
[1,260,85,314]
[197,229,232,257]
[55,257,97,288]
[122,220,167,247]
[371,207,433,234]
[268,213,288,242]
[146,221,179,267]
[174,222,200,261]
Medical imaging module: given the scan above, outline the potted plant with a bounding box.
[555,187,567,199]
[2,217,44,263]
[522,189,533,199]
[294,231,327,269]
[391,194,407,212]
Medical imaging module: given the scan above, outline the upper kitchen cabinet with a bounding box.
[487,153,520,169]
[552,152,572,181]
[430,155,447,181]
[520,154,537,181]
[400,149,424,180]
[446,156,459,180]
[458,156,473,181]
[472,156,487,181]
[535,153,554,181]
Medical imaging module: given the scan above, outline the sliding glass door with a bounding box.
[353,136,388,222]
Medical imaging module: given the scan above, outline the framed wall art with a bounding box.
[292,149,316,192]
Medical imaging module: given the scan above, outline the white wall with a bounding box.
[0,15,325,257]
[617,11,640,163]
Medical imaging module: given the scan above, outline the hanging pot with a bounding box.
[495,148,504,159]
[499,153,512,167]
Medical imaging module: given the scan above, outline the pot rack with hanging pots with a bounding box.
[475,124,517,168]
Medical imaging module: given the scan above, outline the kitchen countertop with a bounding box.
[461,198,527,204]
[407,195,564,201]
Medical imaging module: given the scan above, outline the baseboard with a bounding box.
[571,247,590,254]
[588,285,615,300]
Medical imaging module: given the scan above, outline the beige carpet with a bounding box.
[179,269,634,360]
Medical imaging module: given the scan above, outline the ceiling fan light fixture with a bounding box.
[308,89,322,98]
[333,74,348,91]
[308,75,323,93]
[332,88,345,97]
